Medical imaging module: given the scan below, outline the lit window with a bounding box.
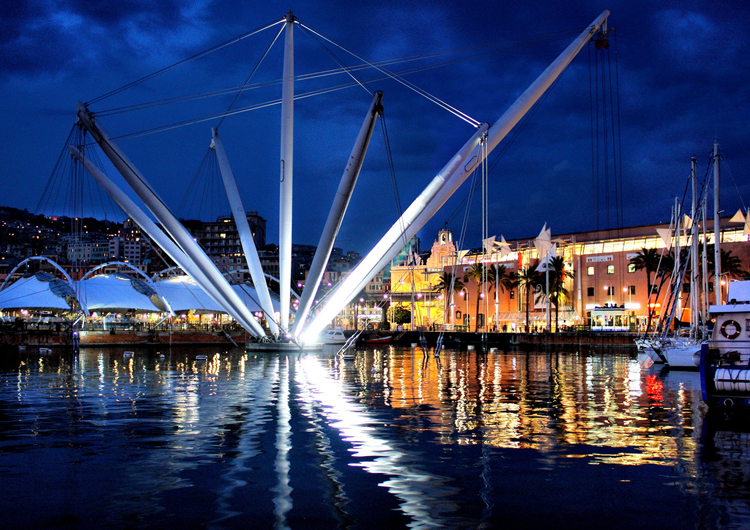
[628,263,636,273]
[607,265,615,274]
[587,266,594,276]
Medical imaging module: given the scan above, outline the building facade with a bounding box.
[386,219,750,332]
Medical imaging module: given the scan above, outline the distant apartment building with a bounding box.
[65,234,110,264]
[108,219,151,269]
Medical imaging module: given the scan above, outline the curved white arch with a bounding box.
[0,256,84,314]
[1,256,76,291]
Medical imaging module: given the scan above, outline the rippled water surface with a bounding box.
[1,345,748,529]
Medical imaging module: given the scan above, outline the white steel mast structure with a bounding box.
[291,91,383,339]
[212,128,280,337]
[72,10,610,344]
[278,11,295,335]
[301,10,611,342]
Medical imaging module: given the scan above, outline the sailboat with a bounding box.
[640,149,717,369]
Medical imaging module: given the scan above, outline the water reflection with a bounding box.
[0,346,748,528]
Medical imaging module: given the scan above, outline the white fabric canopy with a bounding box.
[0,274,74,310]
[154,276,224,313]
[77,274,165,313]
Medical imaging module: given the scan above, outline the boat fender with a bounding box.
[720,319,742,340]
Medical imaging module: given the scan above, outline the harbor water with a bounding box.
[1,345,748,529]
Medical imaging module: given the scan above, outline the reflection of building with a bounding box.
[361,347,699,464]
[387,219,749,332]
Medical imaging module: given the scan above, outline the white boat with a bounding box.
[320,328,347,344]
[700,279,750,408]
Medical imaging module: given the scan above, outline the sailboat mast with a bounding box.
[713,141,721,305]
[279,11,295,334]
[690,157,699,336]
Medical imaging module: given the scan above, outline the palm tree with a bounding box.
[463,262,489,331]
[485,264,515,331]
[547,256,574,332]
[433,271,464,328]
[707,247,750,279]
[516,265,542,332]
[630,248,661,332]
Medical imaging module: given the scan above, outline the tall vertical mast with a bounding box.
[279,11,295,334]
[690,157,699,335]
[713,141,721,305]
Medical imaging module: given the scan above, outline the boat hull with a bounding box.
[700,343,750,409]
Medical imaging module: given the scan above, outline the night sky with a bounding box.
[2,0,749,255]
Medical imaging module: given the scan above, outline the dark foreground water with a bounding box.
[1,345,749,529]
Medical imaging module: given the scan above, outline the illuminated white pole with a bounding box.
[68,145,263,336]
[75,105,268,338]
[292,91,383,338]
[212,127,279,336]
[278,11,295,334]
[302,10,610,341]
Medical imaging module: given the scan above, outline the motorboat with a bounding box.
[700,280,750,408]
[363,335,392,345]
[320,328,347,344]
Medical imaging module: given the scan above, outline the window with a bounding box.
[606,286,615,295]
[587,287,594,297]
[682,283,690,293]
[607,265,615,274]
[587,266,594,276]
[628,285,636,295]
[628,263,636,273]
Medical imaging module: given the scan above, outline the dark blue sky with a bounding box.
[2,1,749,254]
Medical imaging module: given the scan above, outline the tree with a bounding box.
[392,305,411,325]
[630,248,662,332]
[546,256,574,332]
[486,264,515,330]
[516,265,542,332]
[707,247,750,279]
[433,271,464,328]
[463,262,489,331]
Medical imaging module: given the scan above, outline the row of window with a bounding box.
[587,285,636,297]
[587,264,637,275]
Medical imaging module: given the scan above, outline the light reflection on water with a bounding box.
[0,345,748,529]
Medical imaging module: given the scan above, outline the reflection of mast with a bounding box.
[272,356,293,527]
[297,356,452,527]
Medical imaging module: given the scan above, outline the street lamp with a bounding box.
[458,288,469,329]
